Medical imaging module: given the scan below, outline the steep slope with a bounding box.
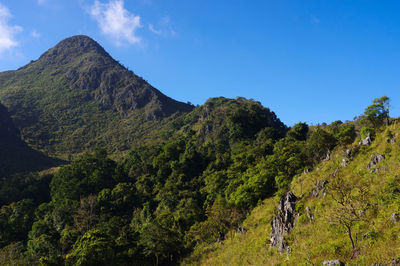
[0,35,193,157]
[0,103,61,176]
[184,123,400,265]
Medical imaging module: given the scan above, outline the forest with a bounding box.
[0,94,381,265]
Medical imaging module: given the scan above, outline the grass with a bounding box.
[183,122,400,265]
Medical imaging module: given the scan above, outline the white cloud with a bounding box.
[31,29,41,38]
[0,4,22,55]
[148,24,161,35]
[89,0,141,46]
[148,16,177,37]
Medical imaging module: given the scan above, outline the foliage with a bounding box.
[360,96,390,129]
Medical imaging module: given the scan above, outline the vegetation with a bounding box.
[0,35,399,265]
[184,99,400,266]
[0,35,193,158]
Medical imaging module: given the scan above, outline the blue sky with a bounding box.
[0,0,399,126]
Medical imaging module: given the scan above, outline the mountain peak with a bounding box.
[0,35,193,155]
[38,35,111,65]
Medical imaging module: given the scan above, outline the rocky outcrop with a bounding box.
[366,154,385,169]
[387,132,398,144]
[390,213,398,224]
[359,132,372,146]
[341,146,360,167]
[306,206,314,221]
[322,260,345,266]
[270,192,297,253]
[323,150,331,161]
[310,180,328,198]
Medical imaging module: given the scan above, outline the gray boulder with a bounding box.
[322,260,345,266]
[391,213,398,224]
[323,150,331,161]
[270,192,297,253]
[310,180,329,198]
[367,154,385,169]
[359,132,372,146]
[387,132,398,144]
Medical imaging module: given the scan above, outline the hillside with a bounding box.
[0,35,193,157]
[183,121,400,265]
[0,103,61,176]
[0,97,291,265]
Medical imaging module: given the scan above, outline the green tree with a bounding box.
[361,96,390,128]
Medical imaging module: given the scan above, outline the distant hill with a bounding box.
[0,35,193,157]
[0,103,61,176]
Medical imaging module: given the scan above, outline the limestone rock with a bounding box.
[322,260,345,266]
[390,213,398,224]
[387,132,398,144]
[310,180,328,198]
[306,206,314,221]
[366,154,385,169]
[359,132,372,146]
[270,192,297,253]
[323,150,331,161]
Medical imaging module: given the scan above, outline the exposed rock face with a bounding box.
[323,150,331,162]
[322,260,345,266]
[359,132,372,146]
[235,226,247,235]
[387,133,398,144]
[305,206,314,221]
[366,154,385,169]
[310,180,328,198]
[390,213,398,224]
[270,192,297,253]
[341,146,360,167]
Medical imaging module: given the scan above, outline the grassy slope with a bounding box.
[184,122,400,265]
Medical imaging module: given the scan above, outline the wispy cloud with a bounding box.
[148,16,176,37]
[0,4,22,55]
[148,24,161,35]
[89,0,142,46]
[31,29,41,38]
[37,0,46,5]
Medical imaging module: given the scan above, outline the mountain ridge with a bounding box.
[0,35,194,157]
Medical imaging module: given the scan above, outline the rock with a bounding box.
[390,213,398,224]
[387,132,398,144]
[270,192,297,253]
[310,180,329,198]
[359,132,372,146]
[366,154,385,169]
[235,226,247,235]
[322,260,345,266]
[341,157,348,167]
[323,150,331,161]
[306,206,314,221]
[341,146,360,167]
[217,232,226,244]
[304,168,313,174]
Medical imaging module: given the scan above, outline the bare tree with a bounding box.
[328,172,370,253]
[74,194,98,234]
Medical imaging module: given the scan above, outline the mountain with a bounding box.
[0,103,61,176]
[0,35,193,157]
